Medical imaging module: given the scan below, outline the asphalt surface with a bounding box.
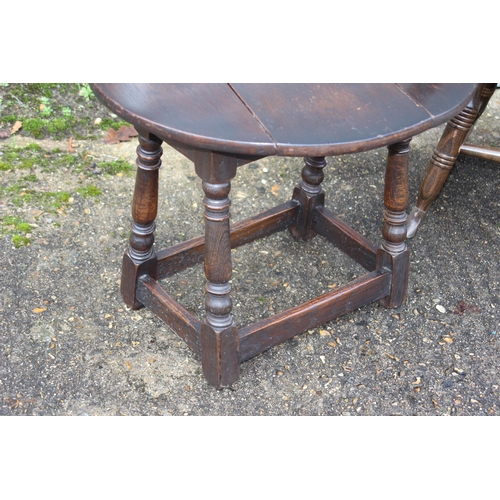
[1,90,499,415]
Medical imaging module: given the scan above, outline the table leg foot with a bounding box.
[201,323,240,388]
[121,251,158,310]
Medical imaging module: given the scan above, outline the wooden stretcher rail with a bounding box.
[137,275,202,355]
[156,201,299,279]
[238,269,391,361]
[313,206,378,271]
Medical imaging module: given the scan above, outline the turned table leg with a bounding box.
[407,84,496,238]
[289,156,327,240]
[377,139,411,308]
[195,151,240,388]
[121,132,163,309]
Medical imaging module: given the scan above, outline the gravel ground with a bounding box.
[0,87,499,416]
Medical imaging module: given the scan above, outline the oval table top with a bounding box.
[91,83,478,158]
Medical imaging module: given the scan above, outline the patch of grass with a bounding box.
[4,180,71,210]
[25,143,43,152]
[23,118,46,138]
[47,118,72,134]
[22,116,77,139]
[40,191,71,209]
[12,234,30,248]
[9,189,35,206]
[0,215,33,248]
[77,185,101,198]
[1,114,17,123]
[99,118,130,131]
[0,83,131,140]
[3,150,19,161]
[98,159,133,176]
[13,84,62,99]
[1,215,22,228]
[16,222,32,233]
[0,144,82,173]
[5,178,35,195]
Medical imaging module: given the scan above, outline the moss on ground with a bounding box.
[0,143,133,249]
[77,185,102,198]
[0,83,130,140]
[0,143,133,177]
[0,86,137,250]
[0,215,33,248]
[97,159,134,176]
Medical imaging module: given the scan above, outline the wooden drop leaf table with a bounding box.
[91,83,478,388]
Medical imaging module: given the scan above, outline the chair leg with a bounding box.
[407,84,495,238]
[121,132,162,309]
[377,139,410,308]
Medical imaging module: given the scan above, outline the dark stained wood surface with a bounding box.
[91,83,477,157]
[91,83,274,156]
[91,83,481,388]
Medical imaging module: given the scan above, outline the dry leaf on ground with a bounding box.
[11,121,22,134]
[103,125,138,145]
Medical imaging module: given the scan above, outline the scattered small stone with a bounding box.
[436,304,446,313]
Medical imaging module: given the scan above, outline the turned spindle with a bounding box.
[290,156,327,240]
[121,133,162,309]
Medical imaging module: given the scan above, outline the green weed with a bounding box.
[79,84,94,101]
[39,97,53,116]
